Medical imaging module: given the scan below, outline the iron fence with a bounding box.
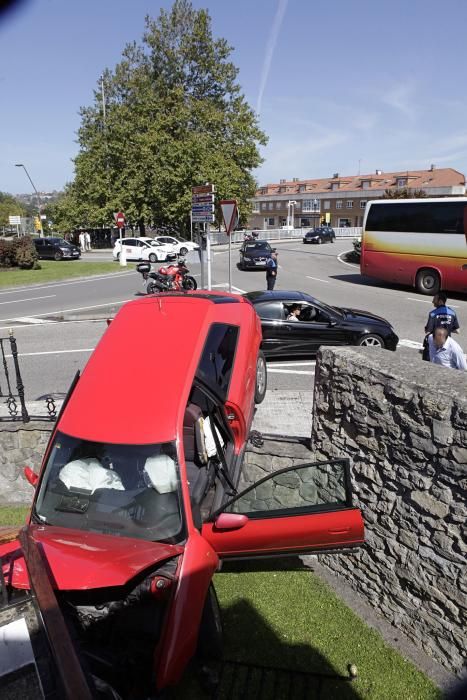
[209,227,362,246]
[0,332,57,422]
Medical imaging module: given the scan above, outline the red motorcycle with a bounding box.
[137,258,197,294]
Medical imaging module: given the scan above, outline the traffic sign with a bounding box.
[192,184,214,195]
[220,200,238,236]
[192,214,214,223]
[8,215,21,225]
[192,194,214,204]
[116,211,125,228]
[191,204,214,212]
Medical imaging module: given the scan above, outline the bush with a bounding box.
[344,238,361,264]
[0,236,39,269]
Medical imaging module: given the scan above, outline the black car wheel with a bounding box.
[254,351,267,404]
[331,235,336,243]
[179,246,188,256]
[317,238,322,245]
[149,253,158,263]
[54,251,63,261]
[416,268,440,295]
[358,334,384,348]
[116,252,120,262]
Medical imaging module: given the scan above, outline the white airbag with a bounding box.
[144,454,177,494]
[59,458,124,494]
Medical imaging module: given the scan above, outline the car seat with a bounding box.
[183,404,210,505]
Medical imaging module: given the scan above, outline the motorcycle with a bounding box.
[244,231,259,242]
[136,258,198,294]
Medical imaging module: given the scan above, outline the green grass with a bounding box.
[0,506,439,699]
[0,261,128,288]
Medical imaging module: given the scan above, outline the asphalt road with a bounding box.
[2,240,467,400]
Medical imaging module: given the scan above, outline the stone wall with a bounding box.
[311,346,467,675]
[0,421,53,504]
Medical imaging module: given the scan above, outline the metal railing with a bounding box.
[209,227,362,246]
[0,332,57,422]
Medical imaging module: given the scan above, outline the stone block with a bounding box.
[432,419,454,446]
[410,491,449,518]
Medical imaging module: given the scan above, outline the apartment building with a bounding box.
[248,167,466,229]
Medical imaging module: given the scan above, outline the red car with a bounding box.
[0,291,364,698]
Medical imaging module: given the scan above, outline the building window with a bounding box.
[323,201,330,210]
[331,182,340,191]
[360,200,367,209]
[336,200,343,209]
[268,202,273,210]
[276,201,282,209]
[346,200,354,209]
[299,184,306,193]
[264,217,275,227]
[397,178,407,187]
[338,218,351,227]
[261,202,266,210]
[279,217,287,226]
[302,199,320,213]
[361,180,371,189]
[252,201,259,213]
[300,218,311,227]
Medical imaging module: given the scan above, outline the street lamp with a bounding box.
[288,200,297,230]
[15,163,43,237]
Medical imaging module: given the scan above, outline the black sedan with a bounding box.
[244,290,398,357]
[303,226,335,244]
[33,237,81,260]
[239,240,272,270]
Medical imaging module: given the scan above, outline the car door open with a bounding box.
[202,458,364,559]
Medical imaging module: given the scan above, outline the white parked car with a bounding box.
[154,236,199,256]
[112,237,177,263]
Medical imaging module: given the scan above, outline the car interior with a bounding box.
[283,303,330,323]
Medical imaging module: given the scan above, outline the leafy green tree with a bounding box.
[0,192,26,227]
[382,187,427,199]
[59,0,266,236]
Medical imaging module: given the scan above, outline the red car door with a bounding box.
[202,458,364,558]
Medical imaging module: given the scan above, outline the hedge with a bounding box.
[0,236,39,270]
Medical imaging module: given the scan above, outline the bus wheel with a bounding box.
[416,269,440,295]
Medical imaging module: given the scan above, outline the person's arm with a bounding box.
[425,312,434,334]
[427,335,435,363]
[451,313,460,333]
[452,342,467,371]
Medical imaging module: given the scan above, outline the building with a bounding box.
[248,167,466,230]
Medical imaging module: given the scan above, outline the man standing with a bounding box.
[428,327,466,371]
[265,250,278,291]
[79,231,86,253]
[422,292,459,360]
[85,231,92,251]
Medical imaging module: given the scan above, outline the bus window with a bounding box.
[366,202,466,235]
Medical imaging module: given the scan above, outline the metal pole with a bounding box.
[9,332,29,423]
[206,226,212,290]
[15,164,43,238]
[199,225,205,289]
[101,74,107,125]
[228,233,232,293]
[190,210,193,242]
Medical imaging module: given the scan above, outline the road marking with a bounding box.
[0,295,56,306]
[211,283,246,294]
[306,276,330,283]
[5,348,94,358]
[13,317,54,324]
[267,369,315,376]
[399,338,423,349]
[0,298,133,324]
[406,297,459,308]
[268,361,316,367]
[0,271,135,296]
[337,251,359,268]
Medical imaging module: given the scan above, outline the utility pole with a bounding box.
[15,163,43,237]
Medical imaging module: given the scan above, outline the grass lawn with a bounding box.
[0,507,440,699]
[0,261,129,288]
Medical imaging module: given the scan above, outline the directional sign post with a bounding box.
[115,212,126,267]
[220,200,238,293]
[192,185,215,289]
[9,215,21,237]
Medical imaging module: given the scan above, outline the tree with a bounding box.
[0,192,26,227]
[381,187,427,199]
[59,0,267,235]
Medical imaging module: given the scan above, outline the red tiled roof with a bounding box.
[256,168,465,196]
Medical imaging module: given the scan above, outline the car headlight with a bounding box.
[243,256,252,261]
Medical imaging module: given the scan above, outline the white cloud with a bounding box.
[256,0,288,115]
[381,83,416,121]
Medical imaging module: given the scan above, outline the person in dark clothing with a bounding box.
[422,292,460,360]
[266,250,278,291]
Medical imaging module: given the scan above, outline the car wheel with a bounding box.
[116,252,120,262]
[416,268,440,295]
[331,235,336,243]
[149,253,158,263]
[179,246,188,256]
[317,238,322,245]
[358,334,384,348]
[54,251,63,261]
[254,351,268,404]
[197,584,223,662]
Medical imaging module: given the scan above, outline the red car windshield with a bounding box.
[34,432,184,543]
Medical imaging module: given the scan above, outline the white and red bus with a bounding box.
[361,198,467,294]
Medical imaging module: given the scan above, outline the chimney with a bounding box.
[280,178,286,184]
[375,169,382,175]
[332,173,339,179]
[430,164,436,171]
[292,177,299,182]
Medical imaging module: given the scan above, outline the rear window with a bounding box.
[196,323,239,399]
[366,202,467,234]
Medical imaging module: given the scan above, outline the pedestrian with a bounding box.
[428,326,467,371]
[85,231,92,251]
[266,250,278,291]
[79,231,86,252]
[422,292,460,360]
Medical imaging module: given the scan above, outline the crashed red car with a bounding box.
[0,291,364,698]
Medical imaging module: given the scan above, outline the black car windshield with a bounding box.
[245,242,271,251]
[34,432,183,543]
[49,238,70,246]
[309,297,344,319]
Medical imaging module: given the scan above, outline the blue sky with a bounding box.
[1,0,467,194]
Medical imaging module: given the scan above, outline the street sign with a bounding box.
[8,215,21,225]
[220,200,238,236]
[192,194,214,204]
[192,184,214,195]
[191,205,214,213]
[116,212,125,228]
[192,215,214,223]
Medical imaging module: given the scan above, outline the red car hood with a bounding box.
[1,525,183,591]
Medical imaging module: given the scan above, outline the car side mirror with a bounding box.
[214,513,248,531]
[328,320,337,327]
[24,466,39,487]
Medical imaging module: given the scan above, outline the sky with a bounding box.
[1,0,467,194]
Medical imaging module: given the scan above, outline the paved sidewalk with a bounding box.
[252,389,313,438]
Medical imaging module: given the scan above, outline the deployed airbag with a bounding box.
[144,454,177,494]
[59,458,125,494]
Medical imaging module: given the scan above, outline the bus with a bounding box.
[361,198,467,294]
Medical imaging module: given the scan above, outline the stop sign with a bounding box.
[116,212,125,228]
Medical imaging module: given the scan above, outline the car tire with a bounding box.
[149,253,158,263]
[416,268,440,295]
[317,238,322,245]
[179,247,188,256]
[116,252,120,262]
[358,334,384,348]
[54,251,63,261]
[197,584,223,662]
[254,350,268,404]
[331,235,336,243]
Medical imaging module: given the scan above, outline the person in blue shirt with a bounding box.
[422,292,459,360]
[266,250,278,290]
[428,326,466,371]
